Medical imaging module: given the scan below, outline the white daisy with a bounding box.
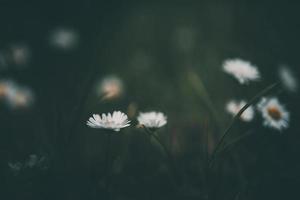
[137,111,167,129]
[87,111,130,131]
[226,100,254,122]
[279,66,298,93]
[97,75,123,100]
[49,28,79,50]
[257,97,289,131]
[223,58,260,84]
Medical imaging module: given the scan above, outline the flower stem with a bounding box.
[142,126,181,187]
[104,133,112,199]
[219,131,254,154]
[187,70,224,132]
[208,82,279,168]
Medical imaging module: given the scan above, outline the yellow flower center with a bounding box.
[267,106,282,121]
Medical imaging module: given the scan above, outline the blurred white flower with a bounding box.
[223,59,260,84]
[8,154,49,174]
[6,86,34,109]
[257,97,289,131]
[49,28,79,50]
[8,162,23,175]
[0,80,11,99]
[24,154,48,169]
[0,79,34,109]
[226,100,254,122]
[97,75,123,100]
[8,44,31,67]
[137,111,167,129]
[25,154,38,168]
[87,111,130,131]
[279,66,298,93]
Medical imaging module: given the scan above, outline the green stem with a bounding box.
[219,131,254,154]
[104,133,112,200]
[142,126,180,187]
[208,82,279,168]
[187,70,224,131]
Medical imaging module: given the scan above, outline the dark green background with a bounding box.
[1,1,300,200]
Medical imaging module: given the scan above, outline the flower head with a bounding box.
[223,59,260,84]
[0,79,34,109]
[49,28,79,50]
[257,97,289,131]
[137,111,167,129]
[97,75,124,100]
[6,85,34,109]
[279,66,298,93]
[87,111,130,131]
[226,100,254,122]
